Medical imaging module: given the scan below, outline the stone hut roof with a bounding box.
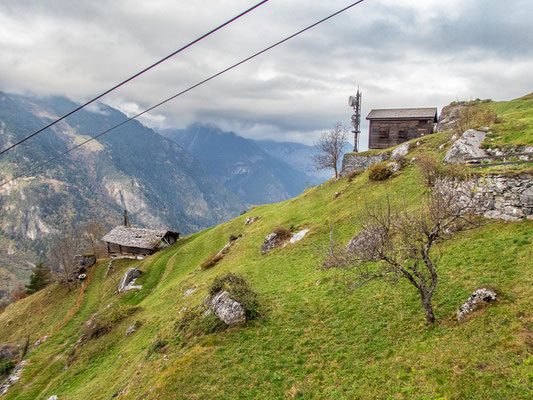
[366,108,438,121]
[101,226,179,249]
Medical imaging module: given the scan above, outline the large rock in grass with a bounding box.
[0,345,14,361]
[443,129,488,164]
[261,232,284,254]
[457,288,497,320]
[117,268,142,293]
[209,291,245,325]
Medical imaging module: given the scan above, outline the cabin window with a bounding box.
[398,129,408,139]
[379,128,389,138]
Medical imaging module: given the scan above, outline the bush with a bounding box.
[0,360,15,376]
[347,169,363,182]
[455,105,498,134]
[416,152,442,187]
[174,309,225,345]
[106,305,139,323]
[209,273,259,320]
[146,337,168,357]
[201,253,225,270]
[86,318,112,341]
[273,226,292,241]
[368,162,394,181]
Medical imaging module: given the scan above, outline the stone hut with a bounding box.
[367,108,438,149]
[101,226,180,258]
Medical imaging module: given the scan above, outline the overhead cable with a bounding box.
[0,0,270,156]
[0,0,365,188]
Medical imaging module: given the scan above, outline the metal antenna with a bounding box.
[348,87,362,152]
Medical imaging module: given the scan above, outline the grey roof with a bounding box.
[101,226,179,249]
[366,108,438,120]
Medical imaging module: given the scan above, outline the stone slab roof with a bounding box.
[366,108,438,121]
[101,226,179,249]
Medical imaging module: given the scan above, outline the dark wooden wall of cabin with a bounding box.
[106,243,155,257]
[369,119,434,149]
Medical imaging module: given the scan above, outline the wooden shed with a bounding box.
[366,108,438,149]
[101,226,180,258]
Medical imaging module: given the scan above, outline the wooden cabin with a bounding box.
[366,108,438,149]
[101,226,180,258]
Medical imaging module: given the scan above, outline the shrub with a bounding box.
[201,253,225,270]
[209,273,259,320]
[86,319,112,340]
[416,152,442,187]
[146,337,168,357]
[174,309,225,345]
[368,162,394,181]
[0,360,15,376]
[455,105,498,134]
[273,226,292,241]
[347,169,363,182]
[107,305,139,323]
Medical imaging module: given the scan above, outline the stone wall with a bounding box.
[476,173,533,221]
[340,153,389,177]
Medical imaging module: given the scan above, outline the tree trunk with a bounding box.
[421,293,435,324]
[334,165,338,179]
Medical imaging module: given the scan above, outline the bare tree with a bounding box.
[82,221,107,258]
[48,228,83,290]
[312,122,348,180]
[323,179,483,324]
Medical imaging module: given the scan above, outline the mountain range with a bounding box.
[0,92,325,303]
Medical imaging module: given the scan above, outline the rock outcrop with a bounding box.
[0,360,26,395]
[443,129,488,163]
[457,288,497,320]
[117,268,142,293]
[209,291,245,325]
[390,142,410,161]
[340,153,389,177]
[289,229,310,243]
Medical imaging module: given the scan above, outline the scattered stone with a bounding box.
[390,142,410,161]
[289,229,310,244]
[209,291,245,325]
[387,161,400,173]
[126,322,137,336]
[0,360,26,395]
[245,216,262,225]
[457,288,498,320]
[117,268,142,293]
[315,280,321,286]
[416,141,421,147]
[443,129,488,163]
[345,231,366,254]
[333,191,342,199]
[183,287,196,297]
[47,396,58,400]
[439,143,445,150]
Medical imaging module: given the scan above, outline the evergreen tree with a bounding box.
[25,263,52,294]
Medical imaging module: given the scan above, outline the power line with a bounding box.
[0,0,366,188]
[0,0,270,156]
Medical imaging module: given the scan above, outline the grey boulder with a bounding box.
[261,232,284,254]
[117,268,142,293]
[209,291,245,325]
[457,288,497,320]
[443,129,488,164]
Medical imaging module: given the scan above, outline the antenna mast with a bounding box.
[348,88,362,152]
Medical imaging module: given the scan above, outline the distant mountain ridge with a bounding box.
[160,124,325,206]
[0,92,244,302]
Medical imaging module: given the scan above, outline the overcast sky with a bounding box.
[1,0,532,149]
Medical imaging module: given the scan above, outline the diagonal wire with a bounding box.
[0,0,270,156]
[0,0,365,188]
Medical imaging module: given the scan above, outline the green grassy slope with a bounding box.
[1,98,532,399]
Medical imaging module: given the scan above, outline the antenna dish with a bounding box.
[348,96,356,107]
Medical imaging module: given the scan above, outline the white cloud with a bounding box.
[0,0,532,151]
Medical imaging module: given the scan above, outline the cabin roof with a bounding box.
[101,226,180,249]
[366,108,438,121]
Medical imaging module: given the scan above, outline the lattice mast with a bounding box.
[348,88,362,152]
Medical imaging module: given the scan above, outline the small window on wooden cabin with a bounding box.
[378,128,389,138]
[398,129,408,139]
